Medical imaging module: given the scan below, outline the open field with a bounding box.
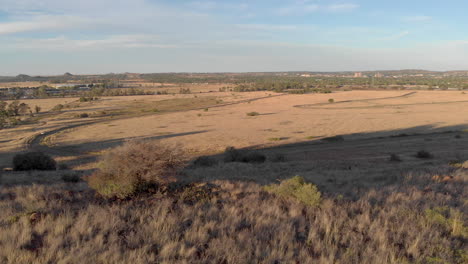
[3,90,467,168]
[1,88,467,263]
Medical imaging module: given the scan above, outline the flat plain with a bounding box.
[1,86,467,263]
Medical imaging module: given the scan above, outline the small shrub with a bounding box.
[13,152,56,171]
[86,141,185,199]
[425,207,467,237]
[57,163,69,170]
[265,176,321,207]
[246,112,260,117]
[61,174,81,183]
[179,183,218,205]
[268,137,283,141]
[223,146,244,162]
[328,98,334,103]
[390,153,402,162]
[78,113,89,118]
[223,147,266,163]
[270,153,286,162]
[193,156,218,167]
[416,150,433,159]
[52,104,64,111]
[241,152,266,163]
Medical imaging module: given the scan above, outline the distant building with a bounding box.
[374,73,383,78]
[354,72,363,78]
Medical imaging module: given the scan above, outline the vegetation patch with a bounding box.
[389,153,402,162]
[270,153,286,162]
[192,156,218,167]
[415,150,433,159]
[223,147,266,163]
[265,176,321,207]
[321,135,345,142]
[268,137,287,141]
[61,173,82,183]
[86,140,185,199]
[13,152,56,171]
[246,112,260,117]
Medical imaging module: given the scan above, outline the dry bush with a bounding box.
[0,169,466,263]
[246,112,260,116]
[270,153,286,162]
[223,147,266,163]
[12,152,56,171]
[86,140,185,199]
[265,176,321,207]
[192,156,218,167]
[389,153,402,162]
[416,150,433,159]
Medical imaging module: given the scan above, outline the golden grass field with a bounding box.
[1,89,468,170]
[1,86,467,263]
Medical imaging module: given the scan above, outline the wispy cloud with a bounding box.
[235,24,299,31]
[274,2,358,16]
[327,4,359,12]
[0,15,97,35]
[402,15,432,22]
[379,31,410,41]
[2,34,178,50]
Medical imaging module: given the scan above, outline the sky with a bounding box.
[0,0,467,75]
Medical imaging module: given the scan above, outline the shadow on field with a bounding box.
[183,124,468,198]
[1,124,467,197]
[0,130,210,170]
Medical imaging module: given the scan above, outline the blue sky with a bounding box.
[0,0,467,75]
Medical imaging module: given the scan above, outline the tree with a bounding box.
[0,101,6,116]
[7,101,30,116]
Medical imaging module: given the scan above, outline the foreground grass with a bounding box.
[0,169,466,264]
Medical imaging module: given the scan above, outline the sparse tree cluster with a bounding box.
[0,100,31,129]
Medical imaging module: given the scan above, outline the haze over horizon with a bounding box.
[1,0,467,75]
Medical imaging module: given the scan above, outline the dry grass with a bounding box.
[0,168,466,263]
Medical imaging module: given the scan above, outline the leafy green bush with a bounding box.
[246,112,260,117]
[86,141,185,199]
[265,176,321,207]
[12,152,56,171]
[328,98,335,103]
